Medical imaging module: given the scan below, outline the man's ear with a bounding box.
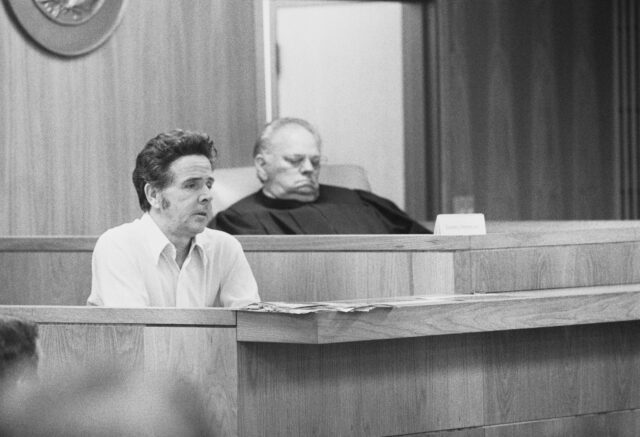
[144,183,161,209]
[255,154,268,183]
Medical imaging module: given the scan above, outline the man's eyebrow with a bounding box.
[181,176,211,184]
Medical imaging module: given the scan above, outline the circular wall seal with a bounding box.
[34,0,107,26]
[6,0,128,56]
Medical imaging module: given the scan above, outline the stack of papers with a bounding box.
[240,301,394,314]
[239,294,499,314]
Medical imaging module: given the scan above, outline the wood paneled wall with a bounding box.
[0,0,622,232]
[4,298,640,435]
[238,322,640,436]
[437,0,615,220]
[3,224,640,306]
[0,1,261,235]
[1,310,239,436]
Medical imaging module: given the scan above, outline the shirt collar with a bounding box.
[140,213,208,266]
[192,232,208,266]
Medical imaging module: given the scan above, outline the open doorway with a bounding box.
[260,0,429,218]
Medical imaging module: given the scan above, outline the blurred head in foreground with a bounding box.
[0,315,39,390]
[0,363,212,437]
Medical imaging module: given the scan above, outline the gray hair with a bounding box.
[253,117,322,157]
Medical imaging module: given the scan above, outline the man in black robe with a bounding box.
[211,117,430,235]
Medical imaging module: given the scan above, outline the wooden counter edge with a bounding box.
[3,225,640,253]
[236,284,640,344]
[0,306,237,326]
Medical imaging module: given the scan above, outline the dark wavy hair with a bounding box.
[132,129,218,211]
[0,315,39,383]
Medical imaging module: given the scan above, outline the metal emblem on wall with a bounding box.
[34,0,106,26]
[6,0,128,56]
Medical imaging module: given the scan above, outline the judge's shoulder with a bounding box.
[224,184,365,212]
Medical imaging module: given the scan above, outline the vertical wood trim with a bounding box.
[254,0,268,129]
[269,0,281,119]
[402,3,428,220]
[424,0,443,219]
[436,0,451,214]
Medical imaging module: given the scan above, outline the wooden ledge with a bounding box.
[238,227,640,251]
[0,306,236,326]
[2,223,640,252]
[236,284,640,344]
[0,236,97,252]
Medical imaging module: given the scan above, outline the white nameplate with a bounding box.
[433,213,486,236]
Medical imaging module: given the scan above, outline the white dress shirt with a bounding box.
[87,213,259,307]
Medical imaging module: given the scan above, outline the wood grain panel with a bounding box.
[237,335,484,436]
[468,226,640,250]
[0,1,259,236]
[236,284,640,344]
[0,237,96,252]
[8,306,640,435]
[38,324,144,379]
[0,252,92,305]
[411,252,458,295]
[4,223,638,251]
[471,242,640,293]
[246,251,455,302]
[239,234,469,251]
[601,409,640,437]
[3,229,640,305]
[453,250,473,293]
[405,429,484,437]
[144,326,238,437]
[241,226,640,252]
[487,415,602,437]
[0,305,236,325]
[484,220,640,234]
[485,410,640,437]
[483,322,640,424]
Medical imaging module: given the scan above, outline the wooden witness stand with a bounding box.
[2,221,640,435]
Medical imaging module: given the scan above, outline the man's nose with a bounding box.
[200,185,213,202]
[299,157,315,173]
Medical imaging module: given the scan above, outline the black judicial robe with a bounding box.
[211,184,431,235]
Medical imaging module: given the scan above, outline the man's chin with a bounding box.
[188,216,210,233]
[289,187,319,202]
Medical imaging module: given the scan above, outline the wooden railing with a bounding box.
[2,221,640,305]
[3,280,640,435]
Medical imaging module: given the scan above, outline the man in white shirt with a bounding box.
[87,129,259,308]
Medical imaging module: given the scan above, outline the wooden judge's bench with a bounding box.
[2,221,640,436]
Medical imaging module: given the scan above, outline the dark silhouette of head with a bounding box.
[0,315,39,389]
